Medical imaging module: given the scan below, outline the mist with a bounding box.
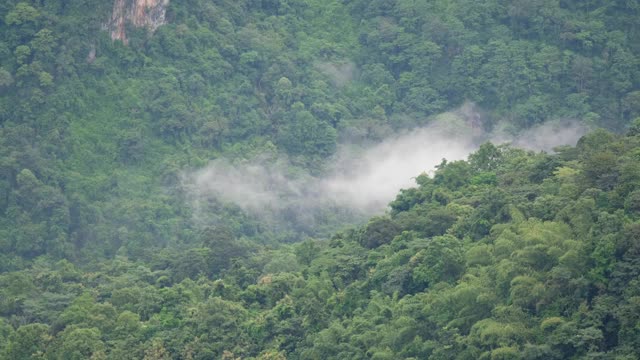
[314,60,357,87]
[504,120,589,151]
[182,106,589,236]
[322,121,476,211]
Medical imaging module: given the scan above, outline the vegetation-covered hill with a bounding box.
[2,128,640,359]
[1,0,639,262]
[1,0,640,359]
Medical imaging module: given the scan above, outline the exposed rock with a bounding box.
[108,0,169,44]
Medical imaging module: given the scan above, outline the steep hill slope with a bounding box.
[1,1,640,358]
[1,0,639,264]
[1,128,640,358]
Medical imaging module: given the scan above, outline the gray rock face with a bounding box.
[108,0,169,44]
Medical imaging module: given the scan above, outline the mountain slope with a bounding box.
[0,1,639,358]
[1,0,639,263]
[1,128,640,358]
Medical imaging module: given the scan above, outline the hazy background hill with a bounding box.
[1,0,638,262]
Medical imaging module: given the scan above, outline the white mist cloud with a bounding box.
[322,122,475,211]
[315,60,357,87]
[509,120,589,151]
[185,114,474,220]
[182,106,590,235]
[190,158,300,212]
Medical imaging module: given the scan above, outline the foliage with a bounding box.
[0,0,639,358]
[0,129,638,358]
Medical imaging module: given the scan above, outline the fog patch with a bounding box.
[188,157,304,213]
[315,60,357,87]
[510,120,589,151]
[323,120,476,211]
[183,156,364,237]
[183,106,590,236]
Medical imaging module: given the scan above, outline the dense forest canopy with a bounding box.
[0,0,639,359]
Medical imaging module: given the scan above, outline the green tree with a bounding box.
[53,327,105,360]
[360,217,401,249]
[5,323,51,360]
[411,235,465,288]
[5,3,40,26]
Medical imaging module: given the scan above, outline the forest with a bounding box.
[0,0,639,359]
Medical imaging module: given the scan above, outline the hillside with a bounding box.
[1,128,640,359]
[0,0,640,359]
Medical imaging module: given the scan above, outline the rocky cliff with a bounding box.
[109,0,169,44]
